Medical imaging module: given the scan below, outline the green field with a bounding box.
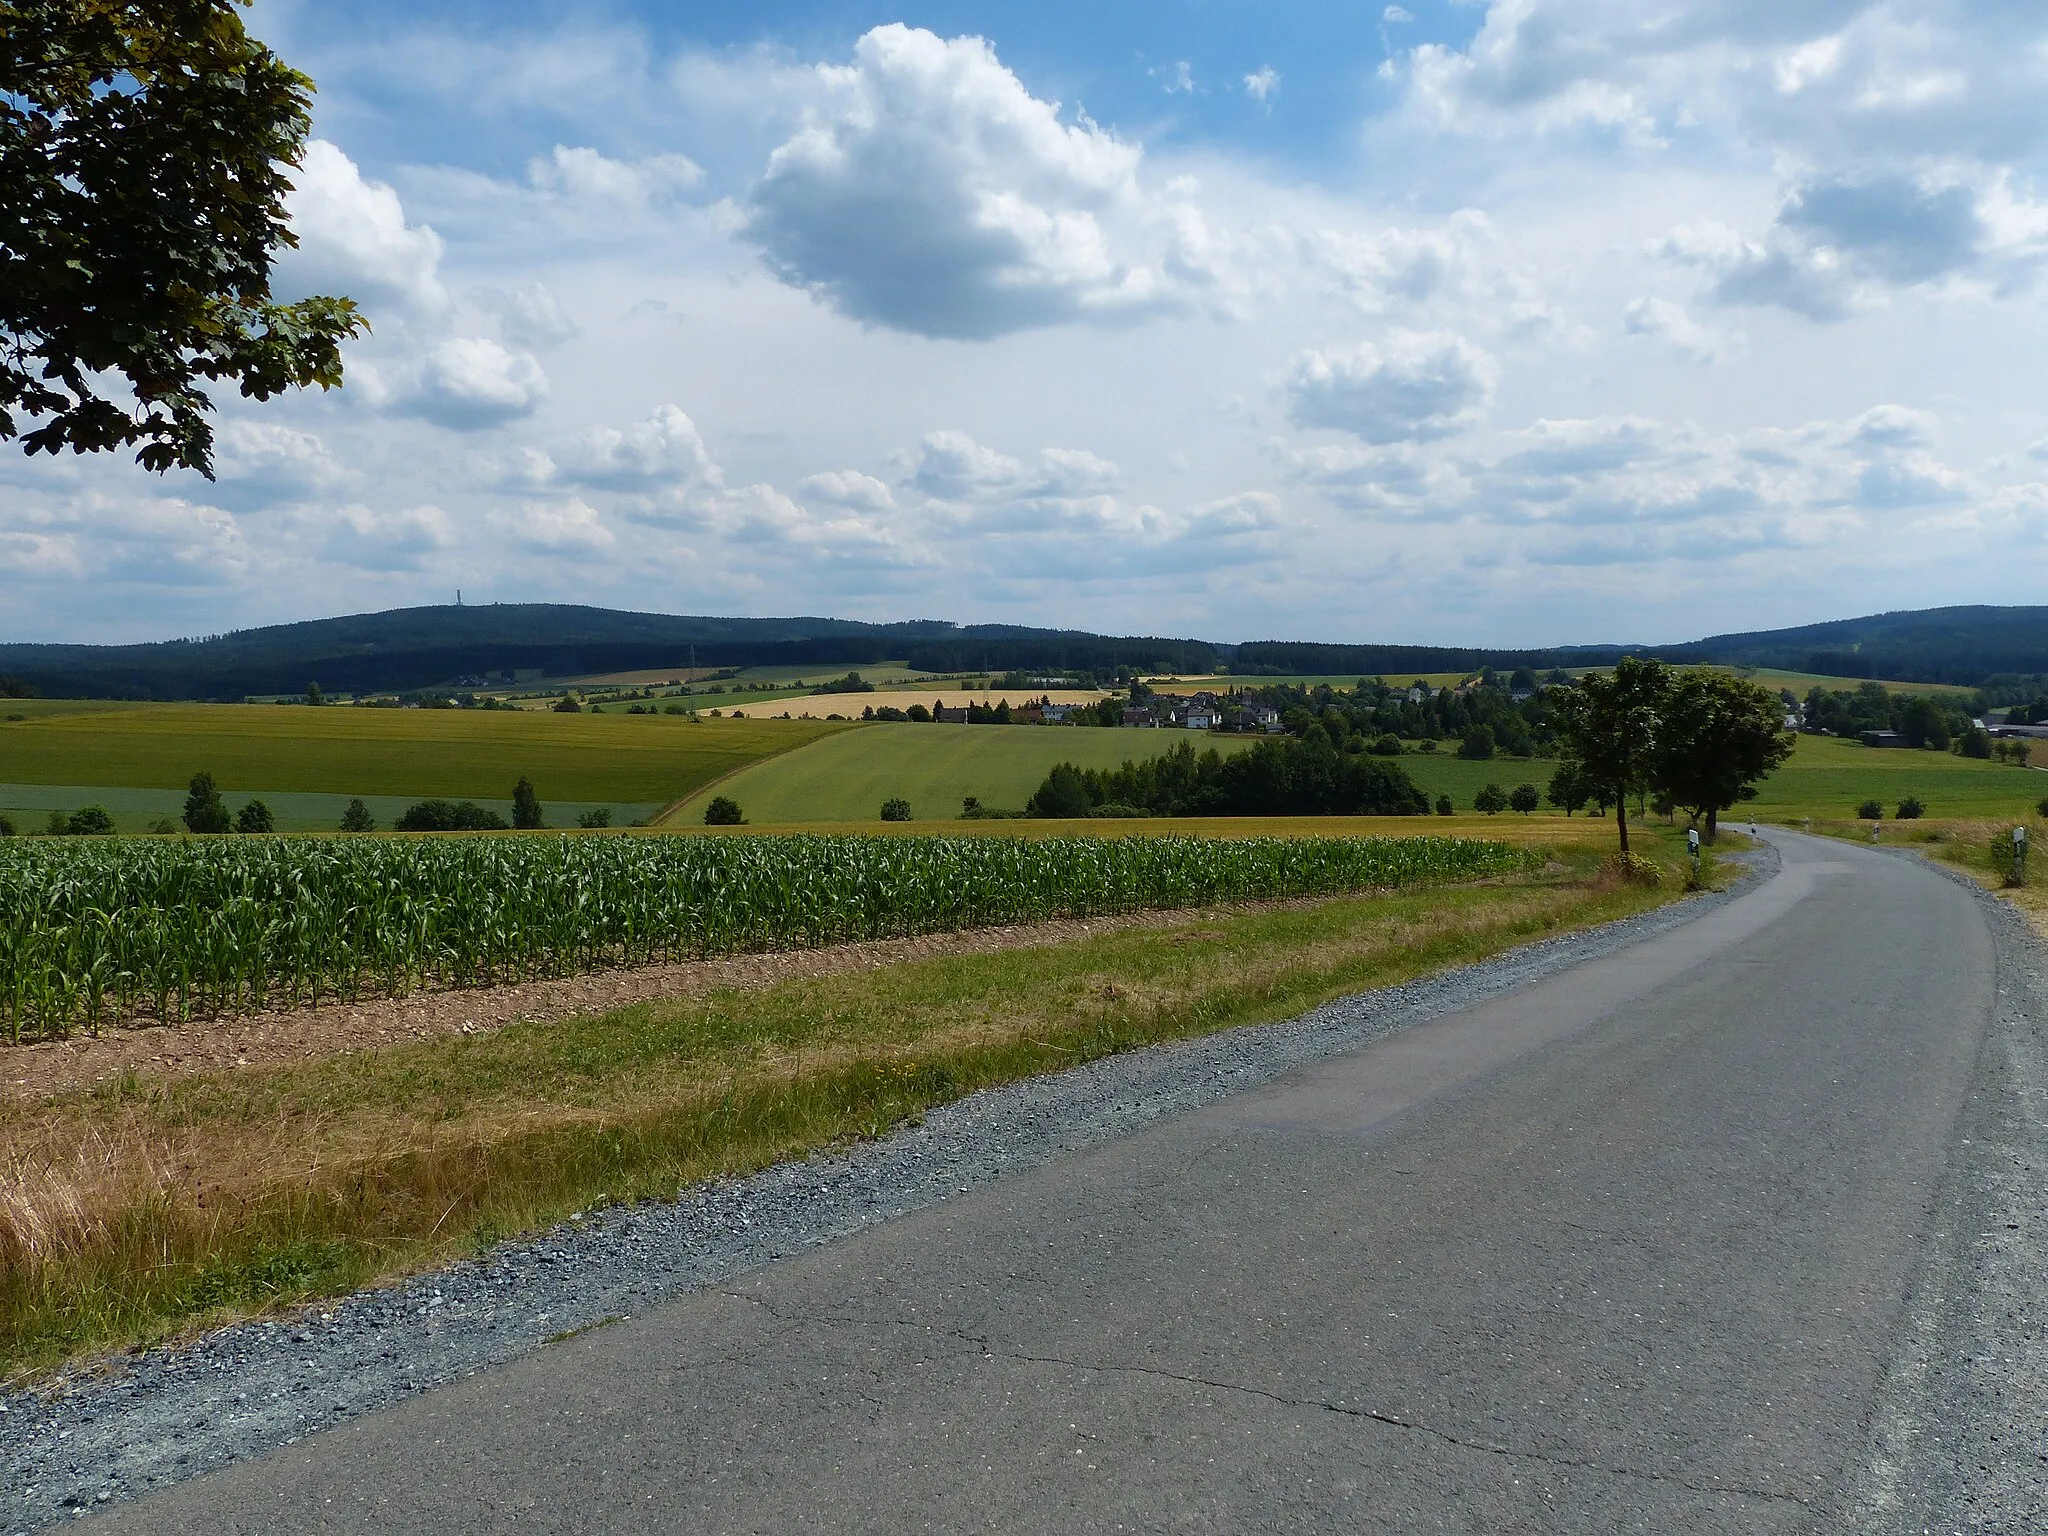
[1739,733,2045,820]
[666,724,1259,824]
[0,704,844,807]
[1398,734,2044,821]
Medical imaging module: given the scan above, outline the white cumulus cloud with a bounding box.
[406,339,550,429]
[742,24,1191,338]
[1285,333,1498,444]
[277,140,447,314]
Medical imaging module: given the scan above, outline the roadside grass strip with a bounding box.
[0,831,1700,1378]
[0,833,1527,1044]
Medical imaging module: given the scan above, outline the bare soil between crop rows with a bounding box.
[2,895,1384,1103]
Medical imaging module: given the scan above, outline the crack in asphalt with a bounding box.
[706,1290,1815,1510]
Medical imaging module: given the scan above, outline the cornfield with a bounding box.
[0,833,1526,1043]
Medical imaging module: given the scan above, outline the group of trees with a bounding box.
[182,772,273,833]
[1026,736,1430,819]
[1549,661,1793,851]
[1800,683,1976,749]
[1259,675,1555,757]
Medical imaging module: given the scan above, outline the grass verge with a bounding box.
[0,828,1704,1381]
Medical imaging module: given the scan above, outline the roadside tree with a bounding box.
[1548,658,1669,854]
[1654,671,1794,842]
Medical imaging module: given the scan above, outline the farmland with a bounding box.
[0,830,1528,1043]
[666,723,1258,824]
[0,704,842,815]
[0,824,1697,1373]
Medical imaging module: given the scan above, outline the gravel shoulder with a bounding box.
[1835,851,2048,1534]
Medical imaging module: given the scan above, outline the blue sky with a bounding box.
[6,0,2045,646]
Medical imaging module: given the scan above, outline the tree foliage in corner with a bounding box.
[1,0,364,475]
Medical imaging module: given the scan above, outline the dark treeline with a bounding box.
[1028,737,1431,819]
[0,605,1219,701]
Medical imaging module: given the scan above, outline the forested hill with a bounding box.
[7,601,2044,701]
[1659,606,2048,686]
[0,606,1223,700]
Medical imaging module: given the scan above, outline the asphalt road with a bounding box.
[99,832,2009,1533]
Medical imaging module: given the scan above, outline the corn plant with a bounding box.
[0,833,1527,1043]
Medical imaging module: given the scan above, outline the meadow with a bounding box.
[0,704,843,812]
[665,722,1258,824]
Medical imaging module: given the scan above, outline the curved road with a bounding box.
[99,832,2037,1532]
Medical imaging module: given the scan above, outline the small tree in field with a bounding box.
[512,777,544,830]
[1474,783,1509,814]
[183,771,230,834]
[235,799,274,833]
[1435,794,1454,816]
[1857,799,1884,820]
[1549,658,1668,854]
[1546,759,1591,816]
[1509,783,1540,815]
[880,798,912,822]
[703,796,743,825]
[340,798,375,832]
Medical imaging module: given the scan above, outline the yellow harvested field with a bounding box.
[728,689,1112,719]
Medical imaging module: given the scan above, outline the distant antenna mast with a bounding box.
[456,589,463,607]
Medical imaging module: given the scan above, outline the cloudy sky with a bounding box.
[8,0,2045,647]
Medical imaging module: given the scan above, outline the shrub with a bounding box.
[552,698,581,713]
[1604,852,1663,888]
[905,704,932,723]
[1894,796,1924,820]
[147,817,177,835]
[67,805,115,836]
[236,800,275,834]
[1509,784,1540,815]
[2038,796,2048,819]
[1459,724,1496,761]
[1090,803,1148,818]
[577,809,613,829]
[339,798,376,833]
[0,814,13,837]
[396,800,508,832]
[1473,783,1509,814]
[879,798,912,822]
[1371,734,1404,756]
[703,796,744,826]
[1436,794,1453,816]
[1856,799,1884,820]
[1993,829,2032,888]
